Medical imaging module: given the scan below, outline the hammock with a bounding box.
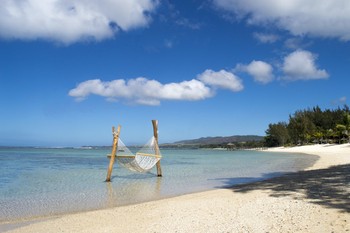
[116,137,161,173]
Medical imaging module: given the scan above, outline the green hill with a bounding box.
[172,135,264,145]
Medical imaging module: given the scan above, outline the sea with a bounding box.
[0,147,318,223]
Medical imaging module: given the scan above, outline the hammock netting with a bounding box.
[116,137,161,173]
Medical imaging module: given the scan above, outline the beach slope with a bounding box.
[2,144,349,233]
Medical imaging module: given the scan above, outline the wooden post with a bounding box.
[105,125,121,182]
[152,120,162,177]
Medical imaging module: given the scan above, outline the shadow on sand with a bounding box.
[221,164,350,213]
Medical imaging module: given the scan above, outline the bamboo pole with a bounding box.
[105,125,121,182]
[152,120,162,177]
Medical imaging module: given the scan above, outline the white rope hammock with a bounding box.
[116,137,161,173]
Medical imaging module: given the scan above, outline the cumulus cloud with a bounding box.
[69,69,244,105]
[237,60,274,84]
[282,50,329,81]
[0,0,158,44]
[69,78,213,106]
[213,0,350,41]
[197,69,243,92]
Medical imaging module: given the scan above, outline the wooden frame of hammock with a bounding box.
[105,120,162,182]
[107,153,162,159]
[105,125,121,182]
[152,120,162,177]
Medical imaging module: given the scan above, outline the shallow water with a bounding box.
[0,147,318,222]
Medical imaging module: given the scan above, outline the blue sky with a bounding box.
[0,0,349,146]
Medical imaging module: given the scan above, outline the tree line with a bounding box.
[265,105,350,147]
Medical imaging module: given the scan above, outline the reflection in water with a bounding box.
[105,174,163,207]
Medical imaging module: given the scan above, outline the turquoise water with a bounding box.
[0,147,318,222]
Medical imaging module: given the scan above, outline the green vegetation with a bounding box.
[162,105,350,150]
[264,105,350,147]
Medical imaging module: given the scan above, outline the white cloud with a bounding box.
[282,50,329,81]
[253,33,279,43]
[197,69,244,92]
[69,69,244,105]
[69,77,213,106]
[0,0,158,44]
[237,60,274,84]
[214,0,350,41]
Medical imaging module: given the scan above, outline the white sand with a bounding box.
[1,144,349,233]
[267,143,350,170]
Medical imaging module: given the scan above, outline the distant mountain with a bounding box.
[172,135,264,145]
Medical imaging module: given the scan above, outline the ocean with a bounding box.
[0,147,318,222]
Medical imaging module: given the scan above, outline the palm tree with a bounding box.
[336,124,347,144]
[345,113,350,143]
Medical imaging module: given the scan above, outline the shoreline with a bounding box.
[1,144,349,232]
[267,143,350,170]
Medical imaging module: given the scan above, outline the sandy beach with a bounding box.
[1,144,349,233]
